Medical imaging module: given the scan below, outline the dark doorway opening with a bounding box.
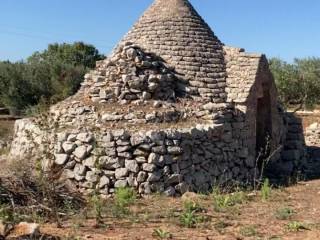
[256,85,272,170]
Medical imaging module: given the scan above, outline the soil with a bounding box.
[40,180,320,240]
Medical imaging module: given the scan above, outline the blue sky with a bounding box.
[0,0,319,62]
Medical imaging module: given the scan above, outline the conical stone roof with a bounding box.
[116,0,227,102]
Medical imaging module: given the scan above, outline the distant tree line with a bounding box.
[269,57,320,110]
[0,42,104,114]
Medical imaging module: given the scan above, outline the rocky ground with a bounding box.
[33,180,320,240]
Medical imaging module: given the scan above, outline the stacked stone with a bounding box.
[50,101,97,127]
[304,122,320,178]
[54,115,253,196]
[305,123,320,146]
[224,46,262,104]
[81,43,178,104]
[280,113,307,175]
[117,0,227,102]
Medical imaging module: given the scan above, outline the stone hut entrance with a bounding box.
[256,82,272,164]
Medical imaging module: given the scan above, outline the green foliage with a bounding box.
[275,207,295,220]
[211,188,246,212]
[179,200,205,228]
[269,57,320,109]
[286,221,309,232]
[114,187,136,208]
[112,187,136,217]
[183,200,202,213]
[152,228,172,239]
[0,204,19,224]
[239,225,258,237]
[261,178,272,201]
[88,191,104,226]
[0,42,104,112]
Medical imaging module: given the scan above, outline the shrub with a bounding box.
[240,225,258,237]
[211,188,247,212]
[153,228,172,239]
[112,187,136,217]
[275,207,295,220]
[286,221,309,232]
[88,191,104,226]
[261,178,271,201]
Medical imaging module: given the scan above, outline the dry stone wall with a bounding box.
[10,103,255,196]
[54,116,253,196]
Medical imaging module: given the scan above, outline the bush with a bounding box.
[112,187,136,217]
[0,42,105,113]
[269,57,320,109]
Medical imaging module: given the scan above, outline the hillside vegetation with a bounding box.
[269,57,320,110]
[0,42,104,114]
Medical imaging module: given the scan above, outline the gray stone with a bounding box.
[135,156,147,163]
[64,169,75,179]
[74,164,86,176]
[57,132,69,142]
[117,145,131,153]
[114,179,128,188]
[65,160,76,169]
[62,142,77,154]
[166,174,182,185]
[175,182,190,194]
[83,156,96,168]
[142,163,156,172]
[152,146,167,154]
[164,186,176,197]
[67,134,77,142]
[55,154,69,165]
[77,132,94,143]
[115,168,129,179]
[148,153,160,164]
[99,176,110,188]
[167,146,183,155]
[125,160,139,173]
[105,157,123,169]
[142,91,151,100]
[85,171,98,183]
[102,113,123,121]
[73,145,88,160]
[147,171,162,182]
[137,171,147,183]
[130,134,145,146]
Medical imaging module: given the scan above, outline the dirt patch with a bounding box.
[0,119,14,140]
[37,180,320,240]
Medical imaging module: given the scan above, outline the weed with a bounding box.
[261,178,271,201]
[240,225,258,237]
[179,211,198,228]
[275,207,295,220]
[211,188,246,212]
[286,221,309,232]
[115,187,136,206]
[183,200,202,213]
[268,236,282,240]
[0,204,19,224]
[88,191,104,227]
[112,187,136,217]
[179,200,206,228]
[153,228,172,239]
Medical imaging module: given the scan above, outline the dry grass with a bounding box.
[34,180,320,240]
